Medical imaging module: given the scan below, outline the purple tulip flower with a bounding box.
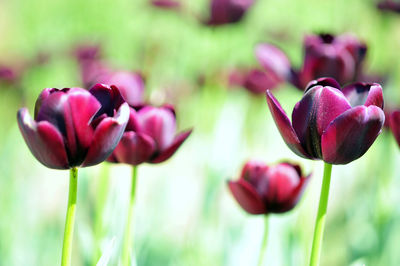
[150,0,181,9]
[229,68,283,94]
[266,77,385,164]
[206,0,255,26]
[257,34,369,90]
[108,105,192,165]
[377,0,400,13]
[17,84,130,169]
[228,160,310,214]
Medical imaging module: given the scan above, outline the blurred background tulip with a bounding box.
[228,160,309,215]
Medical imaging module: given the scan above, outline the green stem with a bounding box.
[122,166,138,266]
[61,167,78,266]
[257,215,269,266]
[92,163,110,265]
[309,163,332,266]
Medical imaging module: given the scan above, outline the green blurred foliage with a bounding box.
[1,0,400,265]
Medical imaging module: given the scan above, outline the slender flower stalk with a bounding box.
[92,163,111,265]
[122,166,138,266]
[309,163,332,266]
[257,215,269,266]
[61,167,78,266]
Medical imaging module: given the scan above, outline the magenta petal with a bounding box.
[389,110,400,147]
[278,174,310,212]
[68,88,101,149]
[255,44,291,81]
[81,103,129,167]
[228,179,266,215]
[321,105,384,164]
[150,129,192,163]
[113,132,156,165]
[342,83,384,108]
[137,106,176,150]
[292,86,351,158]
[305,77,341,92]
[266,90,310,159]
[102,71,145,106]
[17,108,69,169]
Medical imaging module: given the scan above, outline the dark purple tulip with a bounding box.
[0,66,18,85]
[108,105,192,165]
[228,161,309,214]
[299,34,367,88]
[206,0,255,26]
[257,34,368,90]
[377,1,400,13]
[389,110,400,146]
[150,0,181,9]
[17,84,130,169]
[266,78,385,164]
[229,68,282,94]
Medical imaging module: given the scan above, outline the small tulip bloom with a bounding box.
[256,33,369,90]
[17,84,129,169]
[266,78,385,164]
[205,0,255,26]
[228,161,309,214]
[150,0,181,9]
[229,68,282,94]
[109,105,192,165]
[377,0,400,13]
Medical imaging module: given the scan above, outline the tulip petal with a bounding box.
[228,179,266,215]
[389,110,400,147]
[321,105,384,164]
[263,164,307,213]
[279,174,310,212]
[342,83,384,108]
[36,88,101,166]
[137,106,176,151]
[81,103,129,167]
[101,71,145,106]
[292,86,351,158]
[266,90,310,159]
[150,129,192,163]
[112,132,156,165]
[305,77,341,92]
[17,108,69,169]
[255,44,291,82]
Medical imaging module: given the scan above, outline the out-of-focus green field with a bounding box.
[1,0,400,265]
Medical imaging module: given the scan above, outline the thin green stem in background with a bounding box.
[61,167,78,266]
[309,163,333,266]
[122,166,138,266]
[92,163,111,265]
[257,215,269,266]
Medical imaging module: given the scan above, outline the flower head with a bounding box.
[266,77,385,164]
[256,33,369,90]
[228,160,310,214]
[206,0,255,26]
[17,84,129,169]
[377,0,400,13]
[108,105,192,165]
[150,0,181,10]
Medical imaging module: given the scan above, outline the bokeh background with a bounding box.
[1,0,400,265]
